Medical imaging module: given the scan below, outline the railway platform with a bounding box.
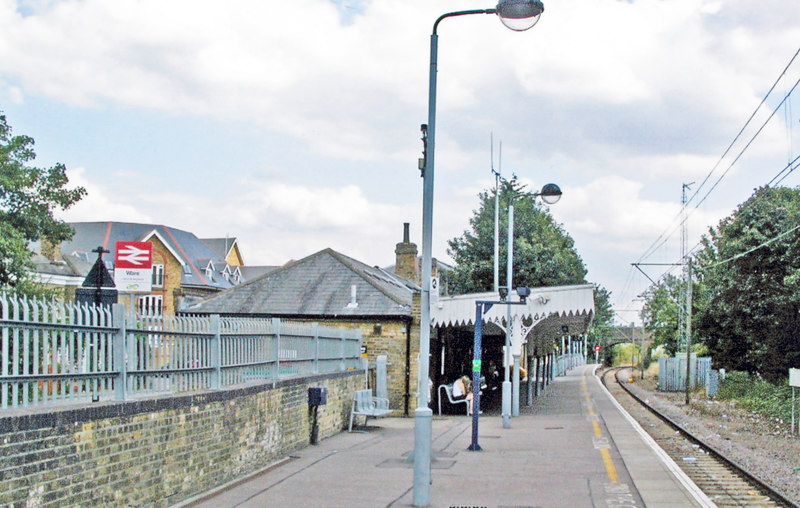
[180,364,713,508]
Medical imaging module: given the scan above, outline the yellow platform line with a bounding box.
[583,377,619,483]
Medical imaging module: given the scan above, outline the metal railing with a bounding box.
[658,356,712,392]
[554,353,585,377]
[1,294,362,409]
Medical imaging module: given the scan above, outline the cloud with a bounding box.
[7,0,800,322]
[59,167,154,224]
[3,0,797,167]
[58,168,420,266]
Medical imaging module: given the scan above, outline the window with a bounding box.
[138,295,163,317]
[152,264,164,287]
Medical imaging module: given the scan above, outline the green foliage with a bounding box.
[446,177,588,293]
[587,286,614,346]
[694,186,800,383]
[640,274,684,356]
[0,113,85,294]
[717,371,795,423]
[612,343,638,366]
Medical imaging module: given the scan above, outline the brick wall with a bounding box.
[0,371,362,507]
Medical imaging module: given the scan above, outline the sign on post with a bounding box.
[790,368,800,388]
[114,241,153,292]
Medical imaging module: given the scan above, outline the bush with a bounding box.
[718,371,794,422]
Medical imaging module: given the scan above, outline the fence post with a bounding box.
[112,304,127,401]
[340,328,346,372]
[210,314,221,390]
[312,323,319,373]
[272,318,281,380]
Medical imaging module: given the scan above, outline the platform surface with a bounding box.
[181,364,712,508]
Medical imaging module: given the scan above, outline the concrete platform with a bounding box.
[180,364,714,507]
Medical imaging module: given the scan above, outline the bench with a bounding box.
[438,384,469,416]
[348,389,392,432]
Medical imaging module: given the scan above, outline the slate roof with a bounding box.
[239,265,279,280]
[200,238,240,263]
[31,253,92,278]
[188,248,419,318]
[57,222,238,290]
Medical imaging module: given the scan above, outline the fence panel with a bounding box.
[658,356,714,392]
[220,317,275,385]
[1,294,362,409]
[0,295,117,409]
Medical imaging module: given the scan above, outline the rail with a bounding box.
[604,367,798,508]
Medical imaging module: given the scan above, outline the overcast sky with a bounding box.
[1,0,799,324]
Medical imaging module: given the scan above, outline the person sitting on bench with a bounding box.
[452,375,474,414]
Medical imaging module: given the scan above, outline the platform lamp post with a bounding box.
[413,2,544,506]
[500,182,562,427]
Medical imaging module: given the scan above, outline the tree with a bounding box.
[587,285,614,348]
[0,113,85,293]
[447,177,588,294]
[694,186,800,383]
[640,273,684,356]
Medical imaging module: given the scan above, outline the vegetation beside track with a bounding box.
[718,371,797,424]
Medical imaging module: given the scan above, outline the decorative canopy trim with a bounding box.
[431,283,595,329]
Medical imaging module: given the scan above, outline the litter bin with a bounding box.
[308,387,328,444]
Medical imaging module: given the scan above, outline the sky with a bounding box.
[1,0,799,325]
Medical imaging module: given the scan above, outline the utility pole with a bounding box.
[681,182,694,405]
[684,260,693,405]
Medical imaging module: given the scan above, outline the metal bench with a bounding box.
[438,384,469,416]
[348,389,392,432]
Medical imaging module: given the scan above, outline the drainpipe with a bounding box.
[404,316,412,416]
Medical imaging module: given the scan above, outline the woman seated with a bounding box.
[451,375,475,414]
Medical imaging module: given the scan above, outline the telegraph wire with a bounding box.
[767,153,800,187]
[685,46,800,209]
[691,76,800,211]
[698,224,800,271]
[635,46,800,265]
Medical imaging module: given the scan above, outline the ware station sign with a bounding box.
[113,241,153,292]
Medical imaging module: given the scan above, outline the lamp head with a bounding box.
[516,286,531,303]
[496,0,544,32]
[539,183,562,205]
[499,287,509,301]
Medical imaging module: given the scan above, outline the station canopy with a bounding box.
[431,284,596,354]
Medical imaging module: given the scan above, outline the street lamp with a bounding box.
[414,2,544,506]
[497,0,545,31]
[502,182,561,427]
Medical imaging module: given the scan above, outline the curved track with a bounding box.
[601,367,798,508]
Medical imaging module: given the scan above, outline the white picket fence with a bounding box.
[0,293,362,409]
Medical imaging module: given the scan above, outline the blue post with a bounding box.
[468,302,487,451]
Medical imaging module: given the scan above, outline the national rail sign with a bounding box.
[114,241,153,292]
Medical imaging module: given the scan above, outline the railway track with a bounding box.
[601,367,798,508]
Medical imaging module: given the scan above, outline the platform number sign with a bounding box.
[430,276,439,305]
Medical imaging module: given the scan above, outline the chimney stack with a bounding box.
[395,223,419,284]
